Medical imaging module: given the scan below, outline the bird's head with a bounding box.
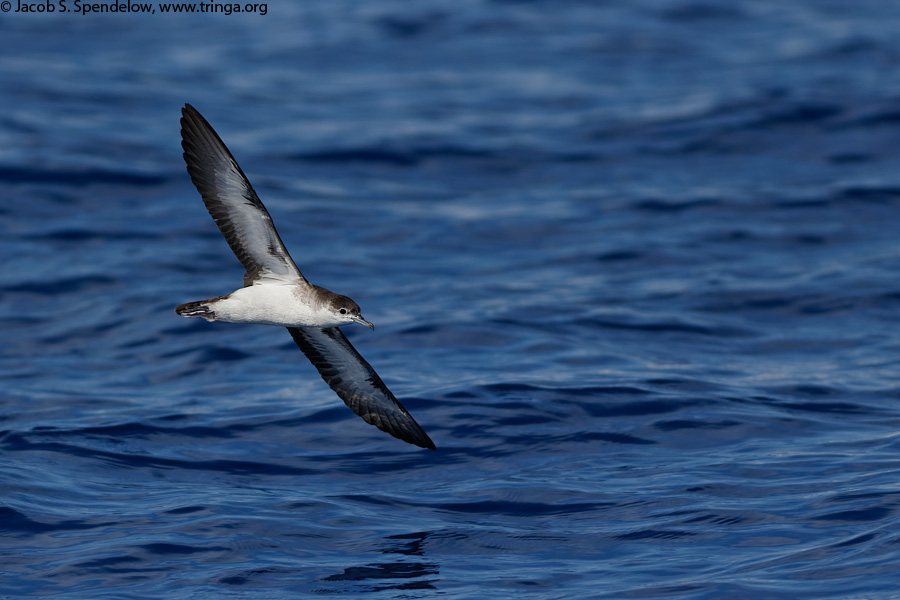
[326,292,374,330]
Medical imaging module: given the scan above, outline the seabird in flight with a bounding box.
[175,104,435,450]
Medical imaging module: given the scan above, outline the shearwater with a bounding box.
[175,104,435,450]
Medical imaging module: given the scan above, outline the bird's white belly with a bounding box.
[212,284,325,327]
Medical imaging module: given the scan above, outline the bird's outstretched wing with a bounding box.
[287,326,436,450]
[181,104,307,287]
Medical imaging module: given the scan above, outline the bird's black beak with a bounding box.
[353,315,375,330]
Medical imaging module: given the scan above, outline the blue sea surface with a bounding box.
[4,1,900,598]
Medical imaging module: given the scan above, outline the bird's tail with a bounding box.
[175,299,218,321]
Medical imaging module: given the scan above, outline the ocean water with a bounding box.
[4,1,900,598]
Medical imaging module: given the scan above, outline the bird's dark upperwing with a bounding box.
[287,326,436,450]
[181,104,307,287]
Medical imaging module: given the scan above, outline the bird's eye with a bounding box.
[339,308,347,315]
